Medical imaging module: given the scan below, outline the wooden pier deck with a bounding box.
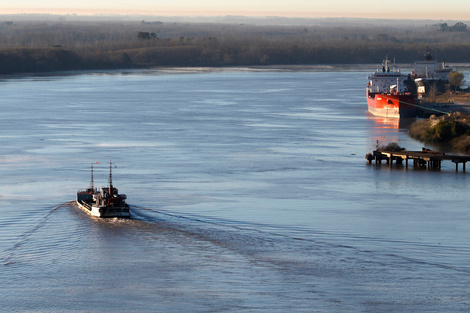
[366,148,470,171]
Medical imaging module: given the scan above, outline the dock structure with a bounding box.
[366,148,470,171]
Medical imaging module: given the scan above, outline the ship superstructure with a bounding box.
[412,49,453,99]
[412,49,452,81]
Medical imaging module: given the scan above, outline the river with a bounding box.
[1,67,469,312]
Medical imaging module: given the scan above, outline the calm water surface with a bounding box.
[1,67,469,312]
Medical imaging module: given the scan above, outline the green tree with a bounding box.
[449,71,465,91]
[450,22,467,32]
[137,32,151,40]
[439,23,448,31]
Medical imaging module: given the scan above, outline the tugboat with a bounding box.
[76,162,130,218]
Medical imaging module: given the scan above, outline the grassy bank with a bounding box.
[409,112,470,152]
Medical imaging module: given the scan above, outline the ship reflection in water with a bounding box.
[368,115,417,129]
[367,115,419,151]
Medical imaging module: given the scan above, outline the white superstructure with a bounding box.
[411,49,452,81]
[367,58,410,95]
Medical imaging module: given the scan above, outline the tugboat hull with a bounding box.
[76,200,130,218]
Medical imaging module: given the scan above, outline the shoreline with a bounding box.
[0,64,395,80]
[1,62,470,78]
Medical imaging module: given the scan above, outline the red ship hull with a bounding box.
[367,91,418,118]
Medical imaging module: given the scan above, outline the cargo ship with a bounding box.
[367,57,418,118]
[76,162,130,218]
[412,48,453,99]
[411,48,452,81]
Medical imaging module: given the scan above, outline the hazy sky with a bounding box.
[3,0,470,20]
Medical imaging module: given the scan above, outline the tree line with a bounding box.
[1,19,470,74]
[439,22,467,32]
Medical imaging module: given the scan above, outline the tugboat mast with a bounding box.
[108,161,114,197]
[90,163,94,191]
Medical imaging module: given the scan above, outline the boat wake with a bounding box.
[130,204,283,237]
[1,201,74,266]
[129,205,470,276]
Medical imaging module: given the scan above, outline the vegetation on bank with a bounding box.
[409,112,470,152]
[449,71,466,91]
[0,47,134,73]
[1,19,470,74]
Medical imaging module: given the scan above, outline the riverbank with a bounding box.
[445,92,470,114]
[409,111,470,152]
[0,47,137,75]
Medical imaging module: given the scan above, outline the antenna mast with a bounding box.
[90,163,94,190]
[108,161,113,189]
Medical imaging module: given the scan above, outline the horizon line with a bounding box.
[0,12,469,22]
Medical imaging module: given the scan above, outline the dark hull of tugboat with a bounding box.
[76,199,130,218]
[367,91,418,118]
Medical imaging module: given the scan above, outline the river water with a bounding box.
[1,67,469,312]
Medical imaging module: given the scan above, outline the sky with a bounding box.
[2,0,470,20]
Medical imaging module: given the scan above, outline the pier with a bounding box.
[366,148,470,171]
